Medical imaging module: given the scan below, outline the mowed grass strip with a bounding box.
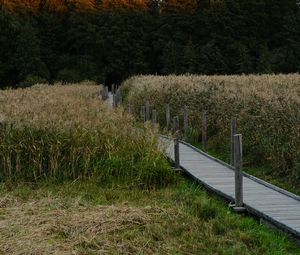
[0,83,174,187]
[122,74,300,191]
[0,179,299,255]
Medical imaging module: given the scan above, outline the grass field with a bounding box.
[0,82,299,253]
[122,74,300,192]
[0,179,299,254]
[0,83,174,187]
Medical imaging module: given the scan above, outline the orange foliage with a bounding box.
[1,0,198,13]
[2,0,97,12]
[102,0,149,11]
[2,0,41,12]
[43,0,67,12]
[68,0,97,11]
[160,0,198,12]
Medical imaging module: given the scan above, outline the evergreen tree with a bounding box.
[0,0,299,87]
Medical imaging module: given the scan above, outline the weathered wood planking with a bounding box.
[160,136,300,238]
[105,94,300,239]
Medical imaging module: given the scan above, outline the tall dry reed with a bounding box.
[0,83,174,187]
[122,74,300,186]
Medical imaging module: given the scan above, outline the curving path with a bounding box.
[160,136,300,239]
[106,91,300,239]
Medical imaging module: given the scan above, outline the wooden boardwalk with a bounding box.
[106,91,300,239]
[160,136,300,239]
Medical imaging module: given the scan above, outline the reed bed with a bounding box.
[122,74,300,187]
[0,83,174,187]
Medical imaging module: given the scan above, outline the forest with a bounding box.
[0,0,299,88]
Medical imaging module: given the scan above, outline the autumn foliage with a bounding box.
[1,0,100,12]
[2,0,41,12]
[102,0,149,11]
[1,0,147,12]
[0,0,202,12]
[160,0,198,12]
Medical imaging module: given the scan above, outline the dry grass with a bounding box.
[0,197,166,254]
[122,74,300,187]
[0,180,299,255]
[0,83,174,186]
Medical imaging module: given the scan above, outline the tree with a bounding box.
[0,8,20,87]
[14,21,49,84]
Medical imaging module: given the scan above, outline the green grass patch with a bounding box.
[0,179,299,254]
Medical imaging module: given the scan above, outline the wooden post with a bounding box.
[202,110,207,151]
[173,114,179,133]
[106,87,108,98]
[127,104,132,114]
[234,134,244,211]
[112,84,115,94]
[183,105,189,142]
[116,90,122,106]
[166,104,170,130]
[113,94,117,108]
[100,88,105,100]
[103,87,106,100]
[141,106,146,122]
[115,93,118,107]
[231,116,237,166]
[152,109,157,124]
[145,101,150,121]
[174,116,180,169]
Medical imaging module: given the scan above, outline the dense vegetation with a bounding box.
[122,74,300,190]
[0,83,174,186]
[0,0,299,88]
[0,84,298,253]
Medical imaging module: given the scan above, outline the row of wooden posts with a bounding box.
[102,87,244,210]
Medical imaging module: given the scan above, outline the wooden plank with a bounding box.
[166,104,170,130]
[202,111,207,151]
[145,101,150,121]
[230,116,237,166]
[183,105,189,142]
[158,136,300,238]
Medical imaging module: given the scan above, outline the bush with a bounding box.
[19,75,48,88]
[56,69,82,84]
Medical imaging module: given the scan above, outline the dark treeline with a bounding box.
[0,0,299,88]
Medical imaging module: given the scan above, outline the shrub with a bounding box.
[56,69,82,84]
[19,75,48,88]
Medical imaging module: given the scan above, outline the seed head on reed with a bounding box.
[0,83,175,187]
[122,74,300,186]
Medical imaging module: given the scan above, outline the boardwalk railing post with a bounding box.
[173,116,180,170]
[183,105,189,142]
[166,104,170,130]
[234,134,245,212]
[101,86,108,101]
[231,116,237,166]
[145,101,150,121]
[115,92,119,107]
[113,94,117,108]
[118,90,122,106]
[152,109,157,125]
[103,87,108,100]
[141,106,146,122]
[112,84,115,94]
[202,110,207,151]
[127,104,132,114]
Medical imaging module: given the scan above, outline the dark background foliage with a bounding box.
[0,0,299,88]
